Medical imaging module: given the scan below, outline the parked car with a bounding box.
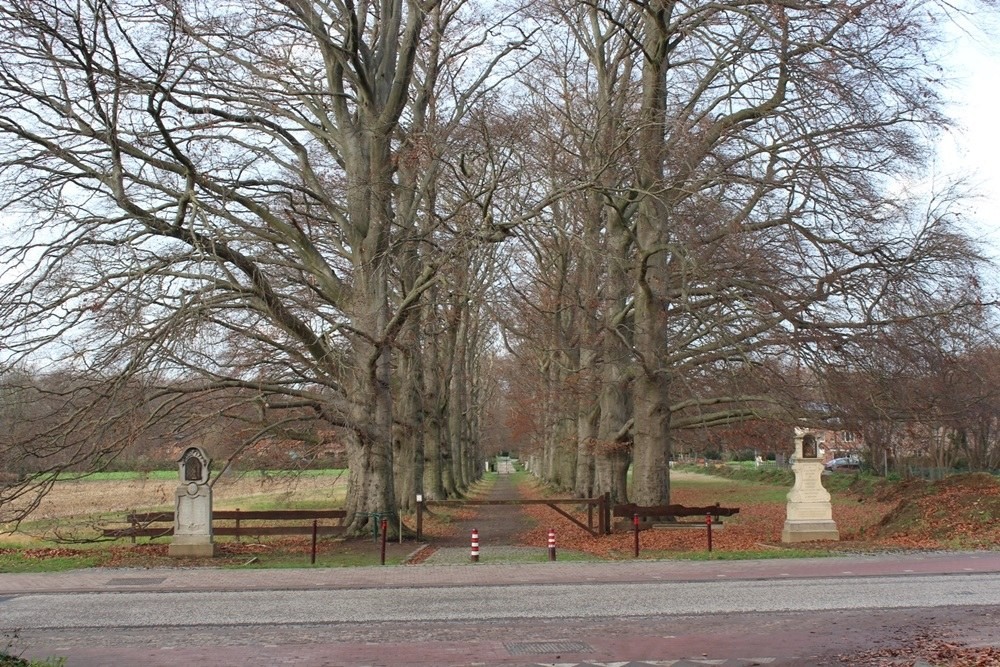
[824,457,861,472]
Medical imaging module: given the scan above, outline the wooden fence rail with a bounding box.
[416,494,612,539]
[613,502,740,523]
[101,509,348,541]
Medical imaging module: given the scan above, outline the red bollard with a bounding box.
[633,513,640,558]
[706,513,713,553]
[471,528,480,562]
[548,528,556,561]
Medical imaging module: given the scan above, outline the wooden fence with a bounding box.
[101,509,347,541]
[416,494,612,540]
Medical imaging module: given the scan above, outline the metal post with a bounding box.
[416,495,423,540]
[604,492,612,534]
[706,513,713,553]
[380,518,388,565]
[311,519,318,565]
[633,513,640,558]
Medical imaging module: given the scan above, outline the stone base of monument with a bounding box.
[781,519,840,543]
[782,438,840,544]
[168,538,216,558]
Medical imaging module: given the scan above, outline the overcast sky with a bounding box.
[937,5,1000,259]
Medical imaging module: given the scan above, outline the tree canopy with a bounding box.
[1,0,996,528]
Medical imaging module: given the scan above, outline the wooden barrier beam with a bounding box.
[425,498,601,507]
[214,525,345,537]
[214,510,346,520]
[612,503,740,519]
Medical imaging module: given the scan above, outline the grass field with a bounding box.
[55,468,348,482]
[0,467,369,572]
[1,468,349,543]
[2,465,998,572]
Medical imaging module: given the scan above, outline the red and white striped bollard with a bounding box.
[471,528,479,562]
[547,527,556,561]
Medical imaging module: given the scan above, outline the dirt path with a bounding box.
[668,469,729,483]
[430,473,536,547]
[430,471,718,549]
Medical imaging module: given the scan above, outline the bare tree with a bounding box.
[1,0,992,528]
[826,300,1000,476]
[492,0,641,499]
[0,0,536,531]
[505,0,992,505]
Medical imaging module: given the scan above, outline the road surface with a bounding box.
[2,551,999,666]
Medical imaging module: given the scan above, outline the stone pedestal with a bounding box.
[782,431,839,543]
[168,447,216,558]
[168,483,216,557]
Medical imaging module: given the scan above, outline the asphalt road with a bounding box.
[5,574,1000,628]
[3,553,1000,666]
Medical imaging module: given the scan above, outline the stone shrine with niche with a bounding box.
[781,428,840,543]
[168,446,216,557]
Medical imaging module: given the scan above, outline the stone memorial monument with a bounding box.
[781,428,840,543]
[168,446,216,557]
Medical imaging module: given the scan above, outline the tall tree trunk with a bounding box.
[343,267,397,531]
[339,88,402,530]
[630,3,673,507]
[573,219,600,498]
[446,301,469,493]
[595,365,633,503]
[594,200,634,503]
[464,304,487,482]
[574,398,598,497]
[422,292,447,500]
[393,322,423,512]
[440,326,459,496]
